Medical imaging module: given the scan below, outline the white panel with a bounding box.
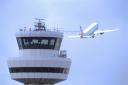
[16,31,63,38]
[8,58,71,68]
[10,73,67,79]
[19,49,59,58]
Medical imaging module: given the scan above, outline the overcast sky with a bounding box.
[0,0,128,85]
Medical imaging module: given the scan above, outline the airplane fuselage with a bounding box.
[83,22,98,36]
[68,22,119,38]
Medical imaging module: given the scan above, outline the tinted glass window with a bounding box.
[16,37,61,49]
[54,38,62,50]
[17,38,23,49]
[9,67,68,74]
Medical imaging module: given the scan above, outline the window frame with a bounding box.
[16,37,62,50]
[9,67,68,74]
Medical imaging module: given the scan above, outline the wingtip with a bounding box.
[114,28,120,31]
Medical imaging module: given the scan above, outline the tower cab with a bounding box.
[16,19,64,58]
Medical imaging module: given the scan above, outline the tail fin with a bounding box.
[80,26,83,32]
[80,26,84,37]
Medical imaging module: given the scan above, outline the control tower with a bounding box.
[7,19,71,85]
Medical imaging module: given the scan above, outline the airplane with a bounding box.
[68,22,119,38]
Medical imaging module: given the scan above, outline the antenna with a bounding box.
[35,18,45,22]
[34,18,46,31]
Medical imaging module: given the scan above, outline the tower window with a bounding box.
[50,39,55,45]
[31,39,39,45]
[16,37,62,50]
[41,39,48,45]
[9,67,69,74]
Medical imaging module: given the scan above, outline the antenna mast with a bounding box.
[34,18,46,31]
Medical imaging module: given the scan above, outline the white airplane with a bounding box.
[68,22,119,38]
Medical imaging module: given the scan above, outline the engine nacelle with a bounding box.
[100,32,104,35]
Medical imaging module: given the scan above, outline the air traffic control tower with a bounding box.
[7,19,71,85]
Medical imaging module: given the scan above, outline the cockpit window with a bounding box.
[16,37,62,50]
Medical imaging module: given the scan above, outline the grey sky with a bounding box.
[0,0,128,85]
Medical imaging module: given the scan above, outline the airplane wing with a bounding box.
[68,35,80,38]
[68,35,90,38]
[94,29,119,34]
[62,31,79,34]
